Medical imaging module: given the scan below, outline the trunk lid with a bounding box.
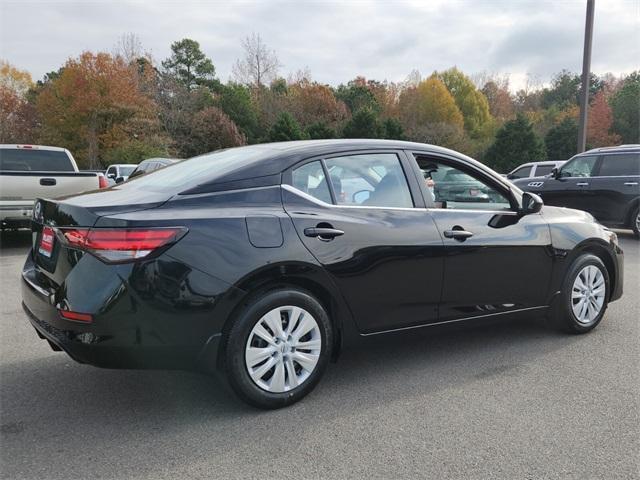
[30,186,171,286]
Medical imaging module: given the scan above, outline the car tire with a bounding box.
[631,204,640,238]
[550,253,610,334]
[223,288,332,409]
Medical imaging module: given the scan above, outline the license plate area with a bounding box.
[38,226,55,258]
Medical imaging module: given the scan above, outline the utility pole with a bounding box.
[577,0,595,153]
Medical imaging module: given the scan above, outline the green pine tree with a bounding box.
[484,114,546,172]
[268,112,305,142]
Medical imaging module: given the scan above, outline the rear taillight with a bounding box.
[98,175,109,189]
[58,227,186,263]
[58,309,93,323]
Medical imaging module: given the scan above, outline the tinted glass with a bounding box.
[106,167,117,176]
[121,148,266,191]
[560,156,598,178]
[119,165,136,176]
[292,161,332,203]
[598,154,640,176]
[0,149,74,171]
[510,166,532,178]
[325,153,413,208]
[419,159,511,210]
[535,165,555,176]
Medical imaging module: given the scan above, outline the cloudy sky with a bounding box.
[0,0,638,90]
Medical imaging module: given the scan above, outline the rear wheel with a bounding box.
[631,204,640,238]
[223,288,332,409]
[550,253,610,334]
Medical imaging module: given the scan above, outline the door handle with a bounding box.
[623,182,638,186]
[304,226,344,240]
[576,182,589,186]
[443,227,474,241]
[39,178,56,186]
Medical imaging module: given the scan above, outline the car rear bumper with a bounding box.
[21,254,213,370]
[0,205,32,228]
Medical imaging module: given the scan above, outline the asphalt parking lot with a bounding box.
[1,230,638,480]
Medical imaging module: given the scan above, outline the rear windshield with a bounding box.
[0,149,74,171]
[120,165,136,176]
[121,147,270,192]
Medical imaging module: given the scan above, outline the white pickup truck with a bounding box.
[0,144,108,229]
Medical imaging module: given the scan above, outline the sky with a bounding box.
[0,0,638,91]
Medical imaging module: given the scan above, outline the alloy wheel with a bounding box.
[571,265,605,325]
[245,306,321,393]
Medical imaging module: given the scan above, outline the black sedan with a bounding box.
[21,140,624,408]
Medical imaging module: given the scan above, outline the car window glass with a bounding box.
[598,154,640,176]
[560,156,598,178]
[120,165,136,176]
[536,165,555,176]
[292,160,332,203]
[107,167,117,176]
[418,159,511,211]
[510,166,532,178]
[325,153,413,208]
[0,149,74,171]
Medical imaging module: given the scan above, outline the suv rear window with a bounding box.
[598,154,640,177]
[0,149,74,171]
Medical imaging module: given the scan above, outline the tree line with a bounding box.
[1,33,638,172]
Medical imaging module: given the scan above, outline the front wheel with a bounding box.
[550,253,610,334]
[223,288,332,409]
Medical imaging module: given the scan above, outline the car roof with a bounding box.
[187,139,485,185]
[139,157,179,165]
[582,144,640,154]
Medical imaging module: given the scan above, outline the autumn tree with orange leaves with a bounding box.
[0,60,38,143]
[36,52,169,168]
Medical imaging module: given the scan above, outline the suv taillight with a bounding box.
[57,227,187,263]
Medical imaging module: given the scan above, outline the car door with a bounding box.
[282,151,444,334]
[412,152,553,322]
[587,153,640,225]
[539,155,599,212]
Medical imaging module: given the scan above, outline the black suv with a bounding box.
[513,145,640,237]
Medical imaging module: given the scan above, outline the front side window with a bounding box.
[107,167,117,176]
[292,160,332,203]
[417,158,511,211]
[598,154,640,177]
[324,153,413,208]
[560,155,598,178]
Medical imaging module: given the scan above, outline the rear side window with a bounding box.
[0,149,74,171]
[535,165,555,176]
[325,153,413,208]
[292,161,332,203]
[598,154,640,177]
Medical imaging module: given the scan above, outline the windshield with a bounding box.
[0,149,74,171]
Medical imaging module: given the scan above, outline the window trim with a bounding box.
[407,150,520,212]
[283,149,424,209]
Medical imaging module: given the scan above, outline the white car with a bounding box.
[506,160,566,180]
[105,163,137,185]
[0,144,107,229]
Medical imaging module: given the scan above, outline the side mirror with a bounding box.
[520,191,543,215]
[506,173,515,180]
[551,167,560,179]
[115,176,125,184]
